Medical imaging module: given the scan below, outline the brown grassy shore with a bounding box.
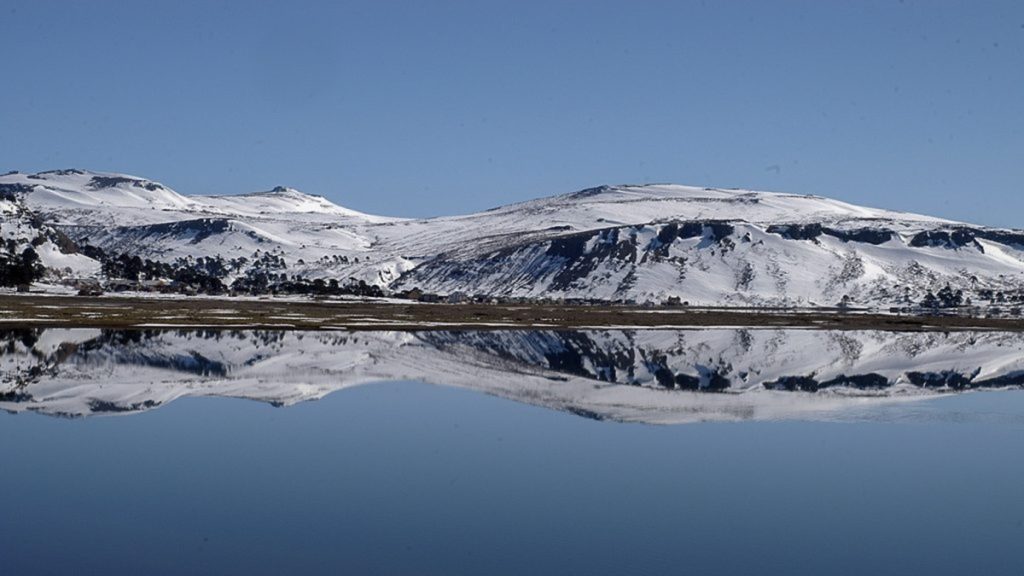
[2,294,1023,331]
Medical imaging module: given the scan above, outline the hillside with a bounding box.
[2,169,1023,309]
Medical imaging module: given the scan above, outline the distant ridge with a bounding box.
[2,168,1023,311]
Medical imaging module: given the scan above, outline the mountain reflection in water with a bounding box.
[2,328,1024,423]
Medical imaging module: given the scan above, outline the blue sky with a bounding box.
[1,1,1021,226]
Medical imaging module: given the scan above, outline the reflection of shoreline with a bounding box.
[2,328,1023,423]
[3,294,1024,332]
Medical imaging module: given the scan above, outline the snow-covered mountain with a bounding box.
[3,328,1023,422]
[3,168,1024,308]
[0,174,101,284]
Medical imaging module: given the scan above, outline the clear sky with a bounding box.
[1,1,1021,226]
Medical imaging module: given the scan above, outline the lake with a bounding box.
[2,328,1024,575]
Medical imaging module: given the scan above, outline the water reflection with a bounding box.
[3,328,1024,422]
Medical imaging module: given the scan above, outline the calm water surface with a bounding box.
[2,328,1024,575]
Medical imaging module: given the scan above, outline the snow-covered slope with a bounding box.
[0,177,100,283]
[2,169,1023,308]
[3,328,1023,422]
[196,186,383,219]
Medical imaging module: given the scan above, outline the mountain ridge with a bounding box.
[2,168,1023,310]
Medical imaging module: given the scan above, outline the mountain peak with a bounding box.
[194,185,377,219]
[264,186,325,199]
[1,169,196,211]
[86,175,167,192]
[12,169,172,193]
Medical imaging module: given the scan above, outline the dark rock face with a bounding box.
[656,222,680,244]
[547,228,638,290]
[565,185,615,199]
[115,218,233,245]
[652,221,734,244]
[822,228,894,244]
[906,370,977,389]
[0,183,37,199]
[767,224,894,245]
[33,169,86,177]
[545,233,593,259]
[910,228,980,250]
[767,223,823,241]
[676,222,706,240]
[907,226,1024,252]
[978,229,1024,248]
[763,375,820,391]
[87,399,160,413]
[762,223,1024,253]
[0,390,32,403]
[906,369,1024,390]
[702,222,735,242]
[88,176,164,192]
[763,373,891,392]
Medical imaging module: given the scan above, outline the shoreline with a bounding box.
[2,294,1024,332]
